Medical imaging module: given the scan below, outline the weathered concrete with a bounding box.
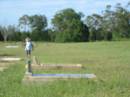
[0,57,21,62]
[32,64,83,70]
[22,73,96,83]
[5,45,19,48]
[23,56,96,83]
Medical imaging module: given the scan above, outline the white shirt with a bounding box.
[25,41,32,51]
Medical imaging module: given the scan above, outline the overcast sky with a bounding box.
[0,0,129,27]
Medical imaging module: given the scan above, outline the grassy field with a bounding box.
[0,41,130,97]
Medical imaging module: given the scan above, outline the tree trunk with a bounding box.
[3,35,7,41]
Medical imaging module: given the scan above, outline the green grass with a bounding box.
[0,41,130,97]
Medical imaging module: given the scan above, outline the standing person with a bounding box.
[25,37,33,58]
[24,37,33,74]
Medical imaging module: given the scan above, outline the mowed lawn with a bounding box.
[0,41,130,97]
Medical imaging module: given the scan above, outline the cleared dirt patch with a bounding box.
[0,67,8,71]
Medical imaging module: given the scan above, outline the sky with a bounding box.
[0,0,129,27]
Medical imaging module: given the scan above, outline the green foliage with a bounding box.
[0,30,4,41]
[8,31,21,41]
[19,15,29,32]
[1,2,130,42]
[85,3,130,41]
[52,8,89,42]
[20,32,30,41]
[0,25,18,41]
[29,15,47,41]
[114,3,130,38]
[29,15,47,31]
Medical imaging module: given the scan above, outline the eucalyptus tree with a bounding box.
[52,8,89,42]
[85,14,103,41]
[29,15,47,31]
[19,15,30,32]
[0,25,16,41]
[0,26,8,41]
[29,15,47,41]
[101,5,115,40]
[0,31,3,41]
[114,3,130,38]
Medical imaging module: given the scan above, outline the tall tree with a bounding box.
[0,25,15,41]
[0,26,10,41]
[29,15,47,31]
[52,8,89,42]
[114,3,130,38]
[29,15,47,41]
[0,29,3,41]
[19,15,29,32]
[101,5,115,40]
[85,14,103,41]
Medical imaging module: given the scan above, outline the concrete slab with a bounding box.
[0,57,21,62]
[32,64,83,70]
[5,45,19,48]
[22,73,96,83]
[32,74,96,78]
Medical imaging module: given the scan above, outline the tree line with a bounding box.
[0,2,130,42]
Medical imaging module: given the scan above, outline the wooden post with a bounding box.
[32,56,40,65]
[25,59,32,75]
